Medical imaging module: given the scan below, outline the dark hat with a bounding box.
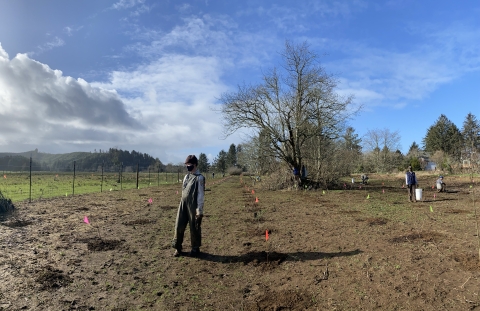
[185,155,198,165]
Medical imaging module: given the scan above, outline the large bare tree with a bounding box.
[219,41,357,177]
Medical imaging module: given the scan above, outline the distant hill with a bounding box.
[0,148,164,172]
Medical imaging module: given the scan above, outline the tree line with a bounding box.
[0,148,164,172]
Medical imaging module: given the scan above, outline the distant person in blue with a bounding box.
[405,165,418,202]
[436,176,446,192]
[301,165,307,180]
[293,166,300,185]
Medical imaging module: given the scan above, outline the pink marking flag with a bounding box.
[148,198,153,204]
[83,216,90,225]
[3,174,6,179]
[265,230,269,241]
[434,193,436,199]
[252,189,255,194]
[382,189,385,194]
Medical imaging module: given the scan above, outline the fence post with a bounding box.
[121,163,123,191]
[136,163,139,189]
[29,157,32,203]
[101,161,104,192]
[73,161,76,196]
[148,168,151,186]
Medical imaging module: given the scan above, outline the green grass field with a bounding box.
[0,171,184,202]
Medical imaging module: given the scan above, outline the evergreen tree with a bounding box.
[212,150,227,174]
[338,127,362,173]
[197,153,210,173]
[462,113,480,155]
[407,142,420,156]
[226,144,237,168]
[422,114,463,159]
[342,127,362,152]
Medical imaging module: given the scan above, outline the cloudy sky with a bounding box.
[0,0,479,164]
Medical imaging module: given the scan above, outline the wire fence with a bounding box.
[0,158,185,203]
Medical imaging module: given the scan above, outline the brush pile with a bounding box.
[0,190,15,213]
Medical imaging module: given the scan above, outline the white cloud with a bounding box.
[0,44,142,152]
[34,36,65,54]
[329,22,480,110]
[112,0,145,10]
[239,1,368,33]
[63,25,84,36]
[93,53,231,153]
[125,14,278,72]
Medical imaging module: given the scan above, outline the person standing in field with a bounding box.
[361,174,369,184]
[436,176,446,192]
[405,165,418,202]
[172,155,205,257]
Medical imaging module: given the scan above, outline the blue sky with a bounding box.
[0,0,479,164]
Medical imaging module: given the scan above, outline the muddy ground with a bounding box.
[1,173,480,310]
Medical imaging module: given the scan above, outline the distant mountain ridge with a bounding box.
[0,149,163,172]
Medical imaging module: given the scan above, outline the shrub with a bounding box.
[0,191,15,213]
[227,167,244,175]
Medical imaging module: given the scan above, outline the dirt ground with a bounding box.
[1,173,480,310]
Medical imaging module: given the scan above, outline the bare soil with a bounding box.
[1,173,480,310]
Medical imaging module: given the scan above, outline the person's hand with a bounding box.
[195,214,203,230]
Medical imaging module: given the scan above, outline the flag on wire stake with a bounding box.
[252,189,255,194]
[255,197,259,203]
[322,190,326,195]
[367,194,370,199]
[148,198,153,204]
[382,189,385,194]
[265,230,269,241]
[430,206,434,213]
[83,216,102,239]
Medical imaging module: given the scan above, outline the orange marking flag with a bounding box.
[265,230,269,241]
